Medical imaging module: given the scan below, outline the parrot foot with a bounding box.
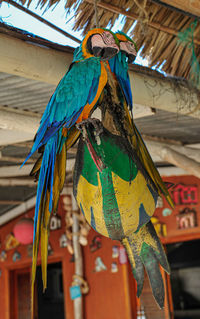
[76,118,103,145]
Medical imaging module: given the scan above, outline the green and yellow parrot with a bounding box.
[24,28,120,314]
[73,31,174,308]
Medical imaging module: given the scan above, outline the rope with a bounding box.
[134,0,149,23]
[94,0,100,28]
[72,275,89,294]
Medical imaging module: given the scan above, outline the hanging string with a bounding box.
[94,0,100,28]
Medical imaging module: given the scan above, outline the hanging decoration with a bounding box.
[26,25,174,311]
[0,250,7,262]
[64,196,90,251]
[176,207,197,229]
[94,257,107,272]
[118,247,128,265]
[59,233,73,254]
[13,218,34,245]
[111,262,118,273]
[112,245,119,258]
[50,214,61,231]
[90,236,102,252]
[12,251,21,262]
[73,30,174,308]
[5,233,20,250]
[162,208,172,217]
[156,196,163,208]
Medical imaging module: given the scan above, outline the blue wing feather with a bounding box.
[28,56,104,242]
[23,57,101,164]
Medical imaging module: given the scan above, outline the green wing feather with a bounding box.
[122,221,170,308]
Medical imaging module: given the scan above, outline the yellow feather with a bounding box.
[30,155,43,177]
[31,142,67,317]
[41,190,50,291]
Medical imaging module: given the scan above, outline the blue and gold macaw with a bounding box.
[25,28,120,313]
[73,31,174,308]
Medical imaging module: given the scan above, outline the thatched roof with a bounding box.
[20,0,200,85]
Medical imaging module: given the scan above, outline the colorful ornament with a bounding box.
[0,250,7,262]
[5,233,20,250]
[94,257,107,272]
[112,246,119,258]
[13,251,21,262]
[162,208,172,217]
[50,214,61,230]
[111,262,118,273]
[13,218,34,245]
[70,286,82,300]
[176,208,197,229]
[119,247,128,265]
[59,234,68,248]
[90,236,102,252]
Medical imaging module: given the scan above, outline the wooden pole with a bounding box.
[159,146,200,178]
[72,195,83,319]
[3,0,81,44]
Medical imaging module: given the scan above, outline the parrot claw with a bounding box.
[76,118,103,145]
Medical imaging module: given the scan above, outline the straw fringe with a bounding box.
[20,0,200,81]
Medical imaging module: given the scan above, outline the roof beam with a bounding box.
[0,33,71,84]
[0,106,39,133]
[0,129,34,145]
[0,158,75,177]
[161,0,200,17]
[0,105,154,146]
[0,196,36,226]
[1,139,200,177]
[0,33,200,120]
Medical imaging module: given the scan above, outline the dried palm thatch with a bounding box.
[19,0,200,85]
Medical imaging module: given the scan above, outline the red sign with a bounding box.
[172,184,198,205]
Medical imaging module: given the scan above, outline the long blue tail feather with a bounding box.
[33,132,58,242]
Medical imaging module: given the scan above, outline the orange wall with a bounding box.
[154,175,200,244]
[0,196,137,319]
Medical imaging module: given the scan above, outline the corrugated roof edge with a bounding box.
[0,21,75,54]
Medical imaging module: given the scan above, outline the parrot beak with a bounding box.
[89,32,119,60]
[121,51,136,64]
[120,41,137,64]
[93,46,119,60]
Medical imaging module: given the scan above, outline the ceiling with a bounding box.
[16,0,200,85]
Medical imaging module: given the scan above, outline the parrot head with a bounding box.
[81,28,120,60]
[115,31,138,64]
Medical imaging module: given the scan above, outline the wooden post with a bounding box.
[72,195,83,319]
